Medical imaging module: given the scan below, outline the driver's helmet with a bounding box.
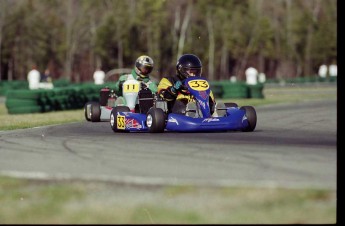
[135,55,154,80]
[176,54,202,80]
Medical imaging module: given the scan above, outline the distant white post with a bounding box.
[27,66,40,90]
[230,75,237,83]
[258,73,266,83]
[318,64,328,78]
[329,64,337,77]
[245,67,258,85]
[93,68,105,85]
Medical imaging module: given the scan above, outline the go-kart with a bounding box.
[84,75,154,122]
[84,87,116,122]
[110,76,257,133]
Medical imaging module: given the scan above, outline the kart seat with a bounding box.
[99,87,110,106]
[138,89,154,114]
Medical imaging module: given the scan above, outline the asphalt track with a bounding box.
[0,100,337,190]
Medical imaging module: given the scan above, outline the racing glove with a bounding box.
[170,80,183,93]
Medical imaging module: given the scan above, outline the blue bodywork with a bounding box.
[114,77,251,132]
[165,110,248,132]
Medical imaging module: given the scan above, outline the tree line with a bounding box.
[0,0,337,82]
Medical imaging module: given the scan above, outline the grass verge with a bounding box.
[0,175,336,224]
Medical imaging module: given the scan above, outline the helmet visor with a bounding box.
[138,65,153,75]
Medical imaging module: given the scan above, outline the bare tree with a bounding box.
[0,0,8,80]
[206,10,215,81]
[303,0,321,76]
[177,1,193,60]
[236,0,262,79]
[61,0,91,81]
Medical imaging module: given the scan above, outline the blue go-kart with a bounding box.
[109,76,257,133]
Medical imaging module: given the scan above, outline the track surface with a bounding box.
[0,100,337,190]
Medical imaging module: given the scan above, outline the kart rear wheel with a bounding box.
[215,102,238,117]
[240,106,257,132]
[90,102,101,122]
[84,101,95,121]
[224,102,238,108]
[110,106,130,132]
[146,108,166,133]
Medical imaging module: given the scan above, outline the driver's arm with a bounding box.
[209,90,216,115]
[158,77,177,101]
[143,80,158,94]
[114,74,128,96]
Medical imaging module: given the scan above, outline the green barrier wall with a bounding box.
[0,81,29,96]
[210,81,265,99]
[3,75,337,114]
[4,81,265,114]
[247,84,265,98]
[3,80,124,114]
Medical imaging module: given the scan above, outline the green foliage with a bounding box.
[0,0,337,81]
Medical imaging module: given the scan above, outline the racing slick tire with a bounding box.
[240,106,257,132]
[146,108,166,133]
[224,102,238,108]
[84,101,98,121]
[214,102,238,117]
[110,106,130,132]
[90,102,101,122]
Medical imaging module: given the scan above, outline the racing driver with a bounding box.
[157,54,216,114]
[115,55,158,96]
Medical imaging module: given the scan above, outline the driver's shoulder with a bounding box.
[120,73,134,81]
[163,75,179,84]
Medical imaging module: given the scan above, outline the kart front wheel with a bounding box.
[146,108,166,133]
[241,106,257,132]
[110,106,130,132]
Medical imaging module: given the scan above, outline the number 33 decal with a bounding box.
[117,115,126,129]
[187,80,209,91]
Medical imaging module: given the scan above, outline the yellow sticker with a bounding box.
[187,80,209,91]
[117,115,125,129]
[123,83,139,93]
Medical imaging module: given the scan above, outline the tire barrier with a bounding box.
[265,76,337,84]
[52,78,71,88]
[3,80,264,114]
[5,89,45,114]
[0,80,29,96]
[4,83,265,114]
[210,81,265,99]
[221,82,249,99]
[247,84,265,98]
[209,81,224,99]
[4,82,120,114]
